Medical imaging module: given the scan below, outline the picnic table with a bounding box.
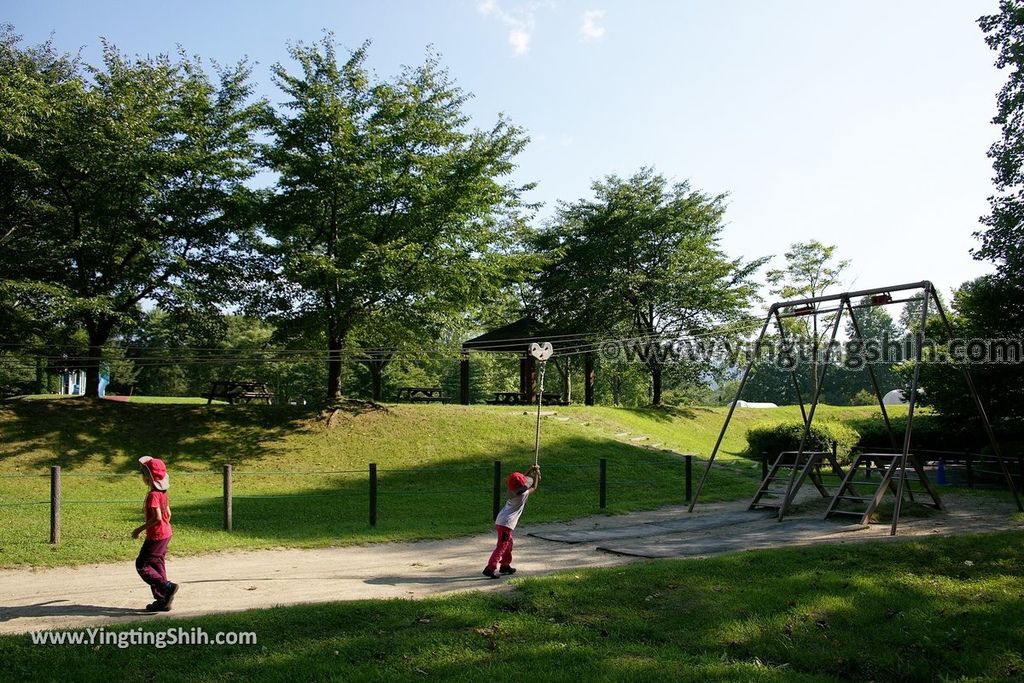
[486,391,569,406]
[486,391,528,405]
[395,386,449,403]
[203,380,274,405]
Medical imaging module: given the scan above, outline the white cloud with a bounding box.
[509,29,531,56]
[477,1,538,57]
[580,9,606,41]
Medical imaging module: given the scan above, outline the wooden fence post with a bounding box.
[685,455,693,503]
[369,463,378,527]
[50,466,60,544]
[492,461,502,520]
[223,464,233,531]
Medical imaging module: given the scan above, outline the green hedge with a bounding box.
[746,420,860,465]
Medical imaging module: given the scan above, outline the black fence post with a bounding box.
[761,453,768,481]
[1018,454,1023,493]
[223,464,233,532]
[492,460,502,520]
[966,451,974,489]
[599,458,607,508]
[50,465,60,545]
[369,463,378,527]
[685,455,693,503]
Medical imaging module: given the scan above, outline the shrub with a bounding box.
[746,420,860,464]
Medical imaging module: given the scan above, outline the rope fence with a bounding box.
[3,455,698,545]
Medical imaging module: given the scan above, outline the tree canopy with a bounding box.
[534,168,766,405]
[261,37,535,400]
[0,25,265,395]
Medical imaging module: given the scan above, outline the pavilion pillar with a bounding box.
[520,355,536,404]
[460,354,470,405]
[584,352,595,406]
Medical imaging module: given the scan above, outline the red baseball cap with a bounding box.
[507,472,529,491]
[138,456,170,491]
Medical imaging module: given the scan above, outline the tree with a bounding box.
[978,2,1024,283]
[535,168,765,405]
[261,37,533,401]
[766,240,849,395]
[0,27,265,396]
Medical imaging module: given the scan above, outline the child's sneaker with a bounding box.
[499,566,516,575]
[482,568,499,579]
[162,582,179,609]
[145,601,165,612]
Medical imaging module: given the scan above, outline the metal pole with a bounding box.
[778,297,846,521]
[891,285,930,535]
[223,464,233,532]
[844,298,898,450]
[689,309,775,512]
[929,289,1022,512]
[369,463,378,527]
[50,466,60,544]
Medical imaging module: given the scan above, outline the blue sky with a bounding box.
[3,0,1005,303]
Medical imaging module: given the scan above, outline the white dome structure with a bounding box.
[882,389,908,405]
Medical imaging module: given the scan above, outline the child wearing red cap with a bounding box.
[132,456,179,611]
[483,464,540,578]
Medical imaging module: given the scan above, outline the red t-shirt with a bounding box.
[144,490,172,541]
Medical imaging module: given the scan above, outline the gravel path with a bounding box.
[1,490,1019,635]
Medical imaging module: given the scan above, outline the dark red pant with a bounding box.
[485,524,514,571]
[136,537,171,600]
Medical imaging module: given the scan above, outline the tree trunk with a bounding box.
[326,317,346,401]
[83,317,113,398]
[651,363,662,406]
[554,357,571,403]
[327,341,344,401]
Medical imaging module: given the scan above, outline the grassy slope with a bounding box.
[2,531,1022,682]
[0,399,890,568]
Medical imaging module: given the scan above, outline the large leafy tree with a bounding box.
[262,37,533,401]
[765,240,849,395]
[979,1,1024,282]
[534,168,765,405]
[0,26,265,396]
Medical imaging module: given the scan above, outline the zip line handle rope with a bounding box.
[529,342,554,468]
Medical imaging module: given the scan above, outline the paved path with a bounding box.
[1,491,1020,635]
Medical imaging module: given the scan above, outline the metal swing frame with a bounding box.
[687,280,1023,535]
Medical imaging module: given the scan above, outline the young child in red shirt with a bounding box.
[483,464,540,578]
[132,456,179,611]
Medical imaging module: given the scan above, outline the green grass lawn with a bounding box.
[0,399,783,568]
[0,399,907,568]
[2,531,1022,682]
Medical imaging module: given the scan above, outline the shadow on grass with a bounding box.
[0,398,317,472]
[167,436,757,545]
[3,533,1023,681]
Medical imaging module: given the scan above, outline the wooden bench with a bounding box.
[395,387,449,403]
[204,380,274,405]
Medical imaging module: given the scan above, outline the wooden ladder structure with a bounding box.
[750,450,848,520]
[825,451,943,524]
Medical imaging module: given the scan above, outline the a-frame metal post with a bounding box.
[930,290,1023,512]
[688,307,775,513]
[777,298,847,521]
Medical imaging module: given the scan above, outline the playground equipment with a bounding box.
[688,280,1023,535]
